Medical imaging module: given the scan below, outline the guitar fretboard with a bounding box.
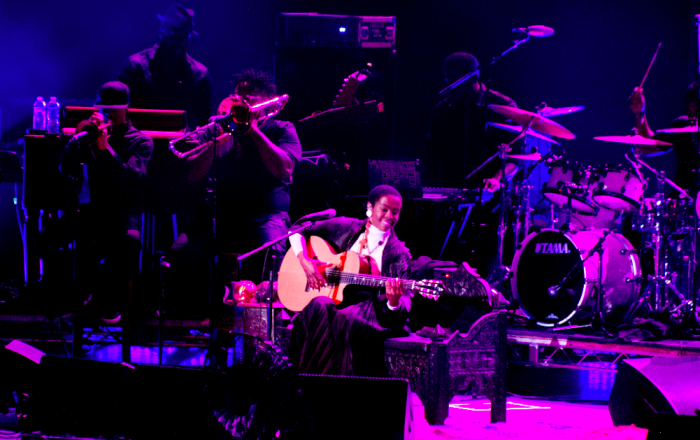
[324,269,416,290]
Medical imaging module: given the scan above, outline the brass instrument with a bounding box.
[169,94,289,158]
[228,94,289,126]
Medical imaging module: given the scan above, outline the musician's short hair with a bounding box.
[368,185,401,206]
[232,69,277,96]
[444,52,479,84]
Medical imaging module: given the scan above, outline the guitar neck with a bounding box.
[325,269,415,290]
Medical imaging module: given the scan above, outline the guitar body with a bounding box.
[278,236,370,312]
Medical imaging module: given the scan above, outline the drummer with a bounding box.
[424,52,522,277]
[424,52,520,191]
[629,84,700,194]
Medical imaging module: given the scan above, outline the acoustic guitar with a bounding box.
[278,236,445,312]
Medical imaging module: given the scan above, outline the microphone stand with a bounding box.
[236,221,320,342]
[550,227,616,336]
[455,32,537,304]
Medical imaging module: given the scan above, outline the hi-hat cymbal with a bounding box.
[593,134,672,156]
[489,104,576,139]
[656,125,699,134]
[487,122,561,145]
[507,152,543,161]
[537,105,585,118]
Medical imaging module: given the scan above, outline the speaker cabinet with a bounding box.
[609,357,700,437]
[299,374,414,440]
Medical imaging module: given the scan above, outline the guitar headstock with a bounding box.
[333,70,368,108]
[413,279,445,301]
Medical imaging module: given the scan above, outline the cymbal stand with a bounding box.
[512,151,553,254]
[512,181,532,256]
[633,150,691,312]
[494,123,533,302]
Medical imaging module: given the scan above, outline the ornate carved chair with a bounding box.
[384,311,507,425]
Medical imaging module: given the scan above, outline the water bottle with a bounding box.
[47,96,61,134]
[32,96,46,131]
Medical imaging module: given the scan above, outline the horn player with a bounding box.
[169,69,302,286]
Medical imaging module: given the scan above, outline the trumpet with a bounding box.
[73,119,113,144]
[168,94,289,158]
[225,93,289,126]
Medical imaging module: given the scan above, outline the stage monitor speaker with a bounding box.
[2,341,225,439]
[298,373,414,440]
[609,357,700,437]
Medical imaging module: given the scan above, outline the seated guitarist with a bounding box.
[288,185,412,376]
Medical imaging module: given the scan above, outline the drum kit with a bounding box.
[486,103,698,330]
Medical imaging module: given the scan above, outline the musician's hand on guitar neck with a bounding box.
[297,253,331,291]
[386,278,403,308]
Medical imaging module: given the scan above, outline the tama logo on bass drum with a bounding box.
[534,242,571,254]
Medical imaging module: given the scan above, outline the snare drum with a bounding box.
[591,166,647,212]
[542,161,598,214]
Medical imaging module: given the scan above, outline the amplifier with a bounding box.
[277,13,396,48]
[368,158,422,198]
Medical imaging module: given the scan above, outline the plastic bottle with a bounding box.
[47,96,61,134]
[32,96,46,131]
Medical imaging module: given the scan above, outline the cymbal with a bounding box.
[593,135,672,146]
[487,122,561,145]
[537,105,585,118]
[593,134,672,157]
[507,152,543,161]
[489,105,576,139]
[656,125,699,134]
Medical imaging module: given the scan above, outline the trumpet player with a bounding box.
[55,81,153,323]
[171,69,302,284]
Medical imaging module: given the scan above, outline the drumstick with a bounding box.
[639,42,662,89]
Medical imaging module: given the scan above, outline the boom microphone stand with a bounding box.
[236,214,329,342]
[444,26,552,306]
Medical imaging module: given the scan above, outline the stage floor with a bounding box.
[413,395,647,440]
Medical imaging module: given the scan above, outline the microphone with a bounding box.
[297,208,337,223]
[512,25,554,38]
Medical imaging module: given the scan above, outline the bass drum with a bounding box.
[511,229,641,327]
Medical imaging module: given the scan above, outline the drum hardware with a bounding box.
[656,125,700,134]
[536,105,585,119]
[628,145,694,316]
[542,160,598,215]
[487,122,561,145]
[593,133,672,157]
[552,227,616,333]
[474,104,576,305]
[464,117,536,295]
[489,104,576,140]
